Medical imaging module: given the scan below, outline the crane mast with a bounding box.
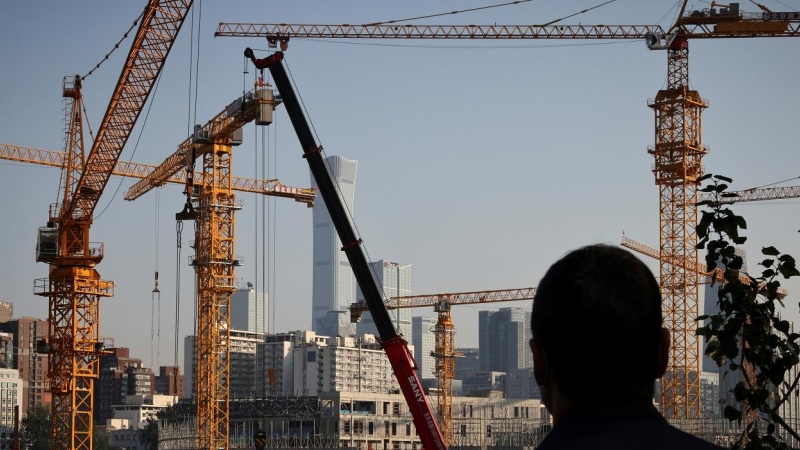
[246,49,446,450]
[33,2,192,450]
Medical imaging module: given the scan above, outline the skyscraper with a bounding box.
[412,316,436,381]
[311,155,358,336]
[479,308,532,373]
[356,260,413,341]
[230,284,268,333]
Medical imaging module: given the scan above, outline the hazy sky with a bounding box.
[1,1,799,371]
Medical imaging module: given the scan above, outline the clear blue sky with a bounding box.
[1,1,799,370]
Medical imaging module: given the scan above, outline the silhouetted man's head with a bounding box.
[530,244,668,408]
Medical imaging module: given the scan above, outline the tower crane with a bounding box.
[349,288,536,445]
[217,4,800,419]
[120,82,316,449]
[30,2,191,450]
[0,144,316,204]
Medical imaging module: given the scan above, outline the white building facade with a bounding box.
[0,368,21,429]
[311,155,358,336]
[356,261,413,341]
[230,285,268,334]
[412,316,436,382]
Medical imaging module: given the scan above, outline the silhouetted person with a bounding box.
[530,244,724,449]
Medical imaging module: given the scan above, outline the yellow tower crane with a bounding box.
[0,144,317,203]
[216,5,800,419]
[122,82,314,450]
[29,2,192,450]
[349,287,536,445]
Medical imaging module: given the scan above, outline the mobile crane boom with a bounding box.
[246,48,446,450]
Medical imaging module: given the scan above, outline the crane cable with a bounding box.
[361,0,534,26]
[174,219,184,396]
[152,189,162,370]
[82,8,145,80]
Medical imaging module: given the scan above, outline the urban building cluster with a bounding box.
[3,156,799,450]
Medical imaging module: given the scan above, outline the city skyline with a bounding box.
[1,1,798,367]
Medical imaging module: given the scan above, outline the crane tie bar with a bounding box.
[341,238,363,251]
[303,146,323,158]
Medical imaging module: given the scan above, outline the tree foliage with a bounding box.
[696,174,800,450]
[21,405,51,450]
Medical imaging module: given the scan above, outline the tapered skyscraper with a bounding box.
[311,155,358,336]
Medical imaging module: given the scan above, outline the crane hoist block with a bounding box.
[255,88,274,126]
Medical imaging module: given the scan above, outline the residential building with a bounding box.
[184,330,265,400]
[412,316,436,382]
[154,366,183,397]
[229,329,264,400]
[311,155,358,336]
[0,333,13,369]
[105,394,179,450]
[231,283,268,334]
[479,308,532,373]
[318,334,406,394]
[0,368,21,429]
[0,304,11,324]
[126,366,155,397]
[259,330,328,398]
[700,371,720,418]
[0,317,50,415]
[95,348,143,425]
[356,261,413,343]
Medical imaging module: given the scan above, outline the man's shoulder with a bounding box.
[537,411,726,450]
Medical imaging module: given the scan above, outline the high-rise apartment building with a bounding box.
[356,261,413,341]
[318,335,402,394]
[259,330,329,398]
[479,308,532,373]
[412,316,436,381]
[231,284,268,334]
[0,368,21,429]
[184,330,265,400]
[95,348,144,425]
[0,317,50,416]
[311,155,358,336]
[154,366,183,397]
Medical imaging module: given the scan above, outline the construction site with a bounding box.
[1,1,799,450]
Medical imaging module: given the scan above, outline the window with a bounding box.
[486,425,492,438]
[405,424,411,436]
[391,423,397,436]
[368,422,374,435]
[460,425,466,437]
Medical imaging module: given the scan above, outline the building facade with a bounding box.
[260,330,329,398]
[478,308,532,373]
[95,348,144,425]
[154,366,183,397]
[0,317,50,416]
[185,330,265,400]
[318,335,403,395]
[412,316,436,382]
[356,261,413,342]
[231,284,268,334]
[0,368,21,429]
[311,155,358,336]
[455,348,480,382]
[106,394,179,450]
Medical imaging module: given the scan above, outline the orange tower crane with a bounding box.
[31,2,191,450]
[217,5,800,419]
[0,144,316,203]
[349,288,536,444]
[122,83,314,450]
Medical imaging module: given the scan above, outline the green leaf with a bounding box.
[721,192,741,198]
[724,405,742,423]
[763,246,781,256]
[761,259,774,268]
[715,175,733,183]
[778,264,800,279]
[698,173,714,182]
